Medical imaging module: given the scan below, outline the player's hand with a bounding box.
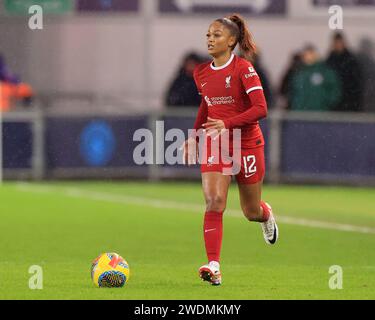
[180,137,199,166]
[202,117,227,140]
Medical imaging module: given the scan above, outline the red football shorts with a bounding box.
[200,141,265,185]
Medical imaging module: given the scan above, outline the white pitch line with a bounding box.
[15,183,375,235]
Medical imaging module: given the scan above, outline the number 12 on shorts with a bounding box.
[243,155,257,178]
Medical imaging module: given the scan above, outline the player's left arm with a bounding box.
[203,64,268,132]
[223,64,268,129]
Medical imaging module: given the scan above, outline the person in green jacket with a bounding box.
[290,45,342,111]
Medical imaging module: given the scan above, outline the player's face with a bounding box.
[206,22,236,58]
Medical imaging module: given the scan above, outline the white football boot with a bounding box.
[261,202,279,245]
[199,261,222,286]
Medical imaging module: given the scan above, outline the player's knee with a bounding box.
[205,194,226,212]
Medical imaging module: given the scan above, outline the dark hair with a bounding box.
[333,31,344,41]
[183,52,202,64]
[303,43,317,52]
[215,14,257,62]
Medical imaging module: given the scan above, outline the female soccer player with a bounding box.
[182,14,278,286]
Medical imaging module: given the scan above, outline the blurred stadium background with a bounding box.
[0,0,374,299]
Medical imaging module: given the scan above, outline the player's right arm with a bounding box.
[192,65,208,132]
[193,98,208,131]
[181,66,208,165]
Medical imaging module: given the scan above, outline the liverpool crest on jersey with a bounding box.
[225,76,231,88]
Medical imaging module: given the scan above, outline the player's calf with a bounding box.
[242,204,264,222]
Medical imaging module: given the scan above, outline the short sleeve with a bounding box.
[193,66,202,96]
[239,64,263,95]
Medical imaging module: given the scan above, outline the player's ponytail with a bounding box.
[216,14,257,62]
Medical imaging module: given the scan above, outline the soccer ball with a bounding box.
[91,252,130,287]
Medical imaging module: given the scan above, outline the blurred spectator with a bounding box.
[326,32,363,112]
[357,38,375,113]
[0,54,34,111]
[253,51,274,108]
[0,54,20,84]
[165,52,205,107]
[290,45,341,111]
[279,52,303,109]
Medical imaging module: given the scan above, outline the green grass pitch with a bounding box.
[0,181,374,300]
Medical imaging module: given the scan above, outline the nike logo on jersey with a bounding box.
[205,228,217,233]
[201,82,208,88]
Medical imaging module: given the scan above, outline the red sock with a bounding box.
[260,201,270,222]
[203,211,223,263]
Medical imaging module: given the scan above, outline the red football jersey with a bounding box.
[193,54,266,149]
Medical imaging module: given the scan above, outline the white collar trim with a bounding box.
[210,53,235,71]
